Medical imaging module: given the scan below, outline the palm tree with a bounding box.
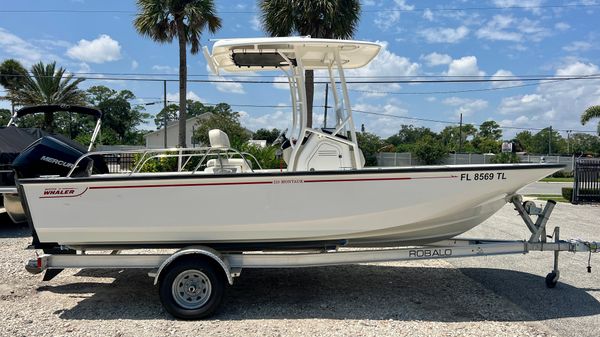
[581,105,600,135]
[134,0,221,147]
[8,61,86,132]
[259,0,361,128]
[0,59,28,112]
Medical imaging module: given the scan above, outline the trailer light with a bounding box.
[37,257,42,269]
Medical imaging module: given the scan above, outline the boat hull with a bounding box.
[18,164,562,249]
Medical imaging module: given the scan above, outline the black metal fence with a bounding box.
[573,158,600,204]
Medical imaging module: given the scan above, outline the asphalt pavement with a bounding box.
[519,182,572,195]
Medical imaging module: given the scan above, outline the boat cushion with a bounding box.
[209,129,230,149]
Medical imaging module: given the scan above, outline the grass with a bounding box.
[524,194,569,203]
[540,177,574,182]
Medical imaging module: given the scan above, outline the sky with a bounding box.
[1,0,599,139]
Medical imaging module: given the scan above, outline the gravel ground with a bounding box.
[1,202,598,337]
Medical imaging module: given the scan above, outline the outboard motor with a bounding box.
[2,105,106,224]
[12,136,108,179]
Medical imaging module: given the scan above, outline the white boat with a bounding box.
[15,37,563,251]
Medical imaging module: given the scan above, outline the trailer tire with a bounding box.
[545,272,558,288]
[159,258,225,319]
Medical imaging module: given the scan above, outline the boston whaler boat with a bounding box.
[16,37,598,319]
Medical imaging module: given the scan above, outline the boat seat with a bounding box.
[209,129,230,148]
[204,129,252,173]
[205,158,252,173]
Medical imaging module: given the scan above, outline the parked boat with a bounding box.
[14,37,562,251]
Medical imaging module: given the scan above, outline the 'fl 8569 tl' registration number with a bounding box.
[460,172,507,181]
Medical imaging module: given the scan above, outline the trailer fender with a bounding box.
[153,246,234,286]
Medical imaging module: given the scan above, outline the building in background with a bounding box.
[144,114,213,148]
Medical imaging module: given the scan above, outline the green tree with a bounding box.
[0,59,28,94]
[386,124,437,152]
[0,108,11,125]
[530,127,566,154]
[478,120,502,140]
[514,131,533,152]
[414,135,448,165]
[259,0,361,128]
[356,132,384,166]
[570,133,600,155]
[87,85,150,144]
[7,61,85,132]
[581,105,600,135]
[154,103,180,129]
[192,104,250,148]
[253,128,281,145]
[440,124,477,152]
[134,0,221,148]
[471,136,501,154]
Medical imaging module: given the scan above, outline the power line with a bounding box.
[347,75,600,95]
[2,72,600,84]
[0,3,598,15]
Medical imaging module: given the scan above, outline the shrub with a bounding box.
[414,136,447,165]
[561,187,573,202]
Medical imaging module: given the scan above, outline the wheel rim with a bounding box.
[171,269,212,310]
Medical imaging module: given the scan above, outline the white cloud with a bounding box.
[66,34,121,63]
[374,0,414,31]
[445,56,485,77]
[212,76,245,94]
[420,52,452,67]
[495,61,600,133]
[442,97,489,117]
[152,65,178,73]
[422,8,434,21]
[272,75,290,90]
[205,65,245,94]
[497,94,548,115]
[131,60,139,70]
[492,0,544,14]
[476,15,549,43]
[353,100,410,136]
[419,26,469,44]
[250,15,261,31]
[562,41,592,52]
[238,109,291,131]
[555,22,570,31]
[491,69,524,88]
[166,91,205,103]
[0,28,48,65]
[345,41,420,96]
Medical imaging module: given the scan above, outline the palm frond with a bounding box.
[581,105,600,125]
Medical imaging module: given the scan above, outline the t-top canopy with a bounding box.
[205,37,381,73]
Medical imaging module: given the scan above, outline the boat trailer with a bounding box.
[25,194,598,319]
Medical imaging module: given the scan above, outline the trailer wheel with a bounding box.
[159,259,225,319]
[545,272,558,288]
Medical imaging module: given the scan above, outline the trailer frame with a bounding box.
[25,195,599,319]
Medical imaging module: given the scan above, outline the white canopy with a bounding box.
[204,36,381,73]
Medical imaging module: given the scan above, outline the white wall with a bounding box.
[145,119,198,148]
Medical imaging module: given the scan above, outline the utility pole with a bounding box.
[163,80,167,148]
[567,130,572,154]
[323,82,329,128]
[459,113,463,153]
[548,125,552,155]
